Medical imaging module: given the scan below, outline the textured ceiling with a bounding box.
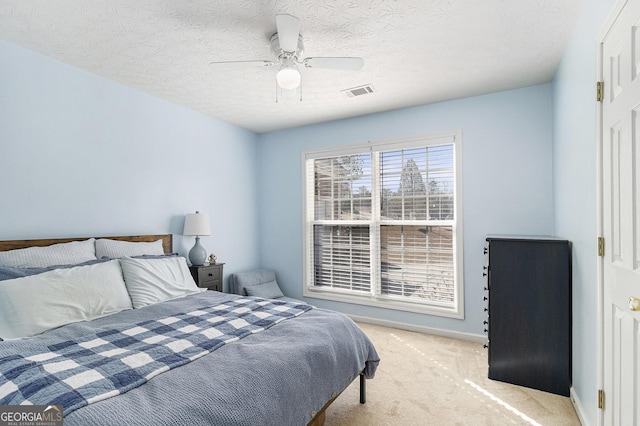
[0,0,582,134]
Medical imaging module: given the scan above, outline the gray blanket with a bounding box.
[0,292,379,425]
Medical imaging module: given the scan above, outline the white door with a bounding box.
[600,0,640,424]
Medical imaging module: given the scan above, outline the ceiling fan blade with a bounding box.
[276,14,300,52]
[209,60,275,68]
[303,57,364,71]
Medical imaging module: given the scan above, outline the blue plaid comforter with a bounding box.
[0,297,312,416]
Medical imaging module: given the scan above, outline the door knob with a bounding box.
[629,297,640,311]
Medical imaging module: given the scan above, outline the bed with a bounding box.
[0,234,379,426]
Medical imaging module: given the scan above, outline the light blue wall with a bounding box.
[0,41,261,285]
[552,0,616,424]
[1,2,614,418]
[257,84,554,336]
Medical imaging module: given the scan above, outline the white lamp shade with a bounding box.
[183,212,211,236]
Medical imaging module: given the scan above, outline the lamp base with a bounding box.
[188,236,207,266]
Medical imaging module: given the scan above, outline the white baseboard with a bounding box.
[348,314,486,343]
[570,386,588,426]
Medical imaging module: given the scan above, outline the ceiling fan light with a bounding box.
[276,66,301,90]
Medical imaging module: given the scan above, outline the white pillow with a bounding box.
[95,238,164,259]
[120,256,202,308]
[0,238,97,268]
[0,260,133,339]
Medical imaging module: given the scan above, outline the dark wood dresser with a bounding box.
[485,236,571,396]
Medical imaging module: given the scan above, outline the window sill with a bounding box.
[303,287,464,319]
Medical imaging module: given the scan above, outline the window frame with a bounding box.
[302,131,464,319]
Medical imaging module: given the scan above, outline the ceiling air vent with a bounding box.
[342,84,375,98]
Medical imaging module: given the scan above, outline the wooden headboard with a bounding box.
[0,234,173,254]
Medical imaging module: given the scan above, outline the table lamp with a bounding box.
[183,211,211,266]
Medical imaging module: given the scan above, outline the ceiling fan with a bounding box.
[210,14,364,96]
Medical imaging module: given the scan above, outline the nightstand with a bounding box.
[189,263,224,292]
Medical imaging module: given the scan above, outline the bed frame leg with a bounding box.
[359,372,366,404]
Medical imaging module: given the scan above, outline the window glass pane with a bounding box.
[313,225,370,292]
[314,154,372,220]
[380,225,454,303]
[427,144,455,220]
[381,145,454,221]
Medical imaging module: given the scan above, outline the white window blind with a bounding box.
[303,133,463,318]
[313,225,371,292]
[313,155,372,221]
[380,225,454,303]
[380,145,454,221]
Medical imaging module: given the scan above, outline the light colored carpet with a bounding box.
[324,322,580,426]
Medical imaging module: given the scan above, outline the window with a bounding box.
[303,133,463,318]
